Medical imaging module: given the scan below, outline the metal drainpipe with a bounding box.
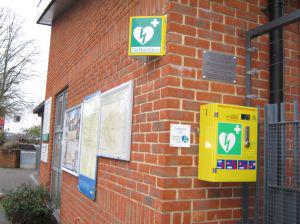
[244,1,284,223]
[269,0,284,107]
[269,0,284,190]
[268,0,285,220]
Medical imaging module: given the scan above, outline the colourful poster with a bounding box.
[61,105,82,176]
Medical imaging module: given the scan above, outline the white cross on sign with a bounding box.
[234,125,241,134]
[151,19,160,28]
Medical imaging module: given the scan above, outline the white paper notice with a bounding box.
[42,97,52,135]
[41,143,48,163]
[170,124,191,148]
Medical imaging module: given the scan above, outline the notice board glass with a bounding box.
[61,104,82,176]
[78,92,101,200]
[97,80,134,161]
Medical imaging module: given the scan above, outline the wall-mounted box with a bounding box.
[128,16,166,57]
[198,104,258,182]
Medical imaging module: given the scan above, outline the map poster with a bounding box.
[78,92,101,200]
[98,80,134,161]
[42,97,52,142]
[61,104,82,176]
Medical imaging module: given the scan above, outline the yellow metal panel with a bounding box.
[198,104,258,182]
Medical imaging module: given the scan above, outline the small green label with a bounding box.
[129,17,165,55]
[217,123,242,155]
[42,134,49,142]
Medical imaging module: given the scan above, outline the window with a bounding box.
[50,90,67,213]
[13,115,21,122]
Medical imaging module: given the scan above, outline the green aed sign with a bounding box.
[128,16,166,56]
[217,123,242,156]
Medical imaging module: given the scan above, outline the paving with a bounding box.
[0,168,39,224]
[0,168,38,193]
[0,203,10,224]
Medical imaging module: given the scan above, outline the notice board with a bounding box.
[98,81,134,161]
[61,104,82,176]
[78,92,101,200]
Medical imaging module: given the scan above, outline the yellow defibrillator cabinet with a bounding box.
[198,104,258,182]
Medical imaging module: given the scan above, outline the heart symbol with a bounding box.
[219,132,236,152]
[133,26,154,45]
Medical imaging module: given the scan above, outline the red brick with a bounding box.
[152,121,172,132]
[223,95,245,105]
[168,12,183,24]
[185,36,210,49]
[180,167,198,176]
[211,42,235,54]
[184,57,202,68]
[182,100,201,111]
[185,16,210,29]
[225,16,247,29]
[167,32,182,44]
[154,98,180,110]
[162,201,191,212]
[220,198,242,208]
[198,9,223,23]
[173,213,181,224]
[161,178,192,188]
[168,22,196,36]
[193,199,220,210]
[168,2,197,16]
[198,0,210,9]
[212,3,235,16]
[211,83,235,94]
[212,23,235,35]
[160,110,195,122]
[196,92,222,102]
[154,76,180,88]
[150,166,177,177]
[161,87,195,100]
[207,209,232,220]
[198,29,223,41]
[182,79,209,90]
[225,0,247,9]
[178,189,206,199]
[158,155,193,166]
[192,211,206,222]
[168,43,196,57]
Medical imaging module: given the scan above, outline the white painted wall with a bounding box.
[4,109,41,134]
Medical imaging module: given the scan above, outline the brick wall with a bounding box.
[162,1,268,223]
[40,0,300,223]
[0,149,20,168]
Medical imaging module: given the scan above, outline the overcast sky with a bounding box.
[0,0,51,132]
[0,0,51,105]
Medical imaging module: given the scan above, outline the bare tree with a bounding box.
[0,8,38,117]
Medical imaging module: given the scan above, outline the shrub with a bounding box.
[0,139,19,151]
[1,184,56,224]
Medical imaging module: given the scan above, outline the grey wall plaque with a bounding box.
[202,51,237,83]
